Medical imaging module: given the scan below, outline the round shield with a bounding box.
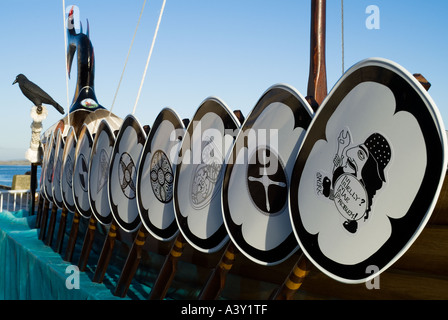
[52,129,65,208]
[174,97,241,253]
[88,120,116,226]
[109,114,146,233]
[43,130,58,202]
[43,132,56,203]
[73,125,93,218]
[137,108,185,241]
[61,127,77,212]
[222,84,313,266]
[289,58,447,283]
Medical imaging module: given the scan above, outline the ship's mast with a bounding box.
[307,0,327,110]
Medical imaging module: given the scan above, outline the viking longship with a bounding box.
[2,0,448,301]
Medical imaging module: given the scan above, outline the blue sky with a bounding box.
[0,0,447,160]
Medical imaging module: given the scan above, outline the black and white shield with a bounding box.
[43,132,56,203]
[175,98,241,253]
[109,114,146,233]
[137,108,185,241]
[222,84,313,266]
[52,129,65,209]
[89,120,116,226]
[289,58,447,283]
[73,125,93,218]
[61,127,77,212]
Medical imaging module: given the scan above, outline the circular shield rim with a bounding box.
[289,58,448,283]
[137,108,185,241]
[108,114,146,233]
[61,127,77,212]
[222,83,313,266]
[88,120,115,226]
[72,124,93,218]
[174,97,241,253]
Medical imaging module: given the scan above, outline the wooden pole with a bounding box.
[77,216,98,271]
[55,207,69,253]
[270,253,309,300]
[44,203,59,246]
[63,210,81,262]
[35,192,44,228]
[198,242,237,300]
[113,226,149,297]
[30,163,38,215]
[271,0,327,300]
[92,221,118,283]
[306,0,327,108]
[38,199,50,240]
[149,233,187,300]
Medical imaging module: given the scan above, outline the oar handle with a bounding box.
[114,226,149,298]
[44,203,59,246]
[198,242,236,300]
[92,221,118,283]
[35,193,44,227]
[63,211,81,262]
[55,207,69,254]
[149,233,186,300]
[78,216,97,271]
[38,199,50,240]
[270,253,309,300]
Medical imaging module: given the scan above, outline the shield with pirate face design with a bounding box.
[174,97,241,253]
[89,120,116,226]
[289,58,447,283]
[109,114,146,233]
[73,124,93,218]
[137,108,185,241]
[222,84,313,266]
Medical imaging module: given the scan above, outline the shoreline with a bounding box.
[0,160,32,166]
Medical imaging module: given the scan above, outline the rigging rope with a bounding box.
[132,0,166,115]
[110,0,147,114]
[62,0,70,125]
[341,0,345,75]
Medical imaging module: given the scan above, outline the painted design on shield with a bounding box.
[78,154,89,192]
[190,136,223,209]
[119,152,136,199]
[109,114,145,233]
[150,150,174,203]
[317,129,391,233]
[97,149,109,193]
[247,147,287,215]
[64,156,73,188]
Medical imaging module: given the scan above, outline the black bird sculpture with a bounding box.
[13,74,65,114]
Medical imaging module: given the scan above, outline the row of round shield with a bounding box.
[40,58,447,284]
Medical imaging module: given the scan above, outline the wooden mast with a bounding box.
[306,0,327,109]
[271,0,327,300]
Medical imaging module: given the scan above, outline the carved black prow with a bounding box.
[67,6,104,113]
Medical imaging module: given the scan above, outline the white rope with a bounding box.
[62,0,70,125]
[110,0,147,114]
[341,0,345,75]
[132,0,166,115]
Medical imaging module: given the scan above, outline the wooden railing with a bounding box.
[0,189,33,213]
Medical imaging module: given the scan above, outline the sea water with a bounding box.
[0,165,42,188]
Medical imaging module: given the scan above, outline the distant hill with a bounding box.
[0,160,32,165]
